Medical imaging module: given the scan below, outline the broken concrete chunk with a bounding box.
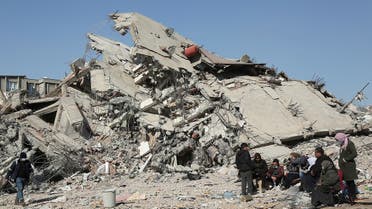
[131,63,144,74]
[90,69,110,92]
[2,109,32,120]
[138,112,174,131]
[139,154,153,173]
[134,71,149,84]
[88,33,132,64]
[0,89,7,107]
[196,83,220,100]
[140,98,156,110]
[263,86,279,100]
[70,58,86,73]
[186,102,214,122]
[109,96,131,105]
[108,112,129,128]
[139,141,150,157]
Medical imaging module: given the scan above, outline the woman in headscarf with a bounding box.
[335,132,358,203]
[252,153,268,193]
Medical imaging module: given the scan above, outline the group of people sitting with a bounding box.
[236,132,358,207]
[248,153,284,193]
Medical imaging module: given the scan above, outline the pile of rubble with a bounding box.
[0,12,371,189]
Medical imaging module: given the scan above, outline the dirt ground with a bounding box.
[0,170,371,209]
[1,136,371,209]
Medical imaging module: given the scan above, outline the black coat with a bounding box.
[235,150,252,172]
[253,159,268,177]
[311,155,332,179]
[6,159,33,183]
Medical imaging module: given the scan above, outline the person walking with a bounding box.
[235,143,253,201]
[6,152,33,206]
[335,132,358,203]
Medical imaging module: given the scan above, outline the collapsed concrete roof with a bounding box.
[85,12,361,144]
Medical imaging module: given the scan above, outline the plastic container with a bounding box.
[102,189,116,208]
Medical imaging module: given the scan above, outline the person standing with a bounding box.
[6,152,33,206]
[335,132,358,203]
[235,143,253,201]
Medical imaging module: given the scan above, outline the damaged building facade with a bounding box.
[0,13,371,187]
[0,75,60,98]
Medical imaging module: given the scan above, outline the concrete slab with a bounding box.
[252,144,292,161]
[222,83,303,138]
[276,81,354,131]
[138,112,174,131]
[60,97,84,126]
[90,69,109,92]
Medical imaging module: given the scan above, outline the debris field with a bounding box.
[0,12,371,209]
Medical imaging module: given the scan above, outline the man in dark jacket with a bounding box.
[235,143,253,201]
[295,147,324,193]
[6,152,33,206]
[335,132,358,203]
[311,147,329,179]
[311,147,340,207]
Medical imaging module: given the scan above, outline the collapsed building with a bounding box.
[0,12,371,187]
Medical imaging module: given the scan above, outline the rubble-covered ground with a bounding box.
[0,136,371,209]
[0,12,371,208]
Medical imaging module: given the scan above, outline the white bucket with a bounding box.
[102,189,116,208]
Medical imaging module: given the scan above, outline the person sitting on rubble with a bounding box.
[306,147,329,195]
[311,147,340,207]
[6,152,33,206]
[281,152,301,190]
[295,154,316,192]
[235,143,254,202]
[335,132,358,203]
[252,153,268,193]
[311,147,328,181]
[266,159,284,189]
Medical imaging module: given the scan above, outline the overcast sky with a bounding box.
[0,0,371,105]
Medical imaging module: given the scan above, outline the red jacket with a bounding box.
[267,165,284,178]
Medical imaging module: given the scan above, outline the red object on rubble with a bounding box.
[184,45,199,58]
[338,169,345,190]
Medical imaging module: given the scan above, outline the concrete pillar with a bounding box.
[18,76,21,90]
[4,76,8,91]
